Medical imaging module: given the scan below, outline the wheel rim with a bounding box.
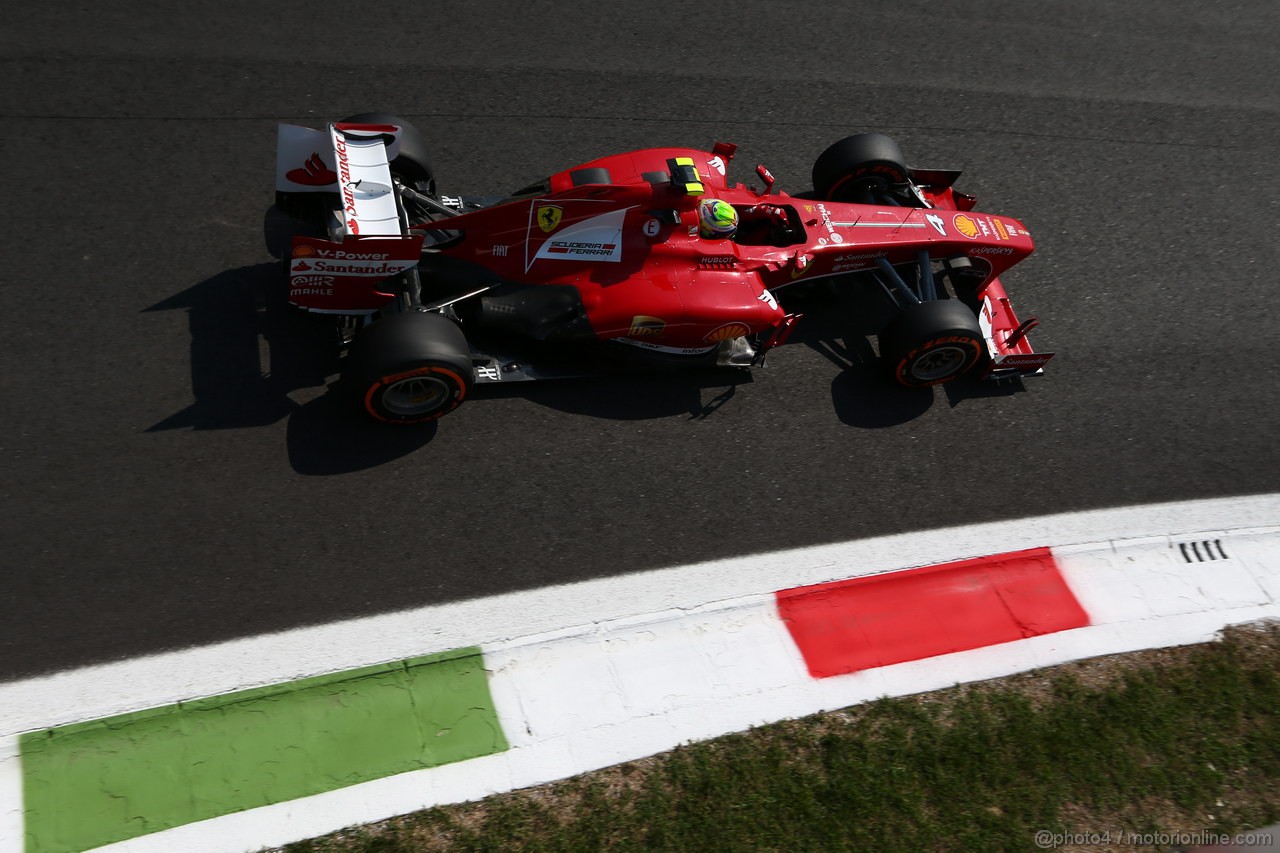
[910,345,969,381]
[381,375,452,416]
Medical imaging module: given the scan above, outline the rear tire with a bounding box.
[339,111,436,196]
[880,299,984,388]
[274,191,336,225]
[346,311,472,423]
[812,133,909,203]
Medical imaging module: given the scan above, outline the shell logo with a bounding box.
[705,322,750,342]
[292,244,316,258]
[953,215,979,239]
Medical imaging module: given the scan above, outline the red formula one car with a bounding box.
[273,112,1053,423]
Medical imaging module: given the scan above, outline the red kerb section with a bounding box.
[776,547,1089,678]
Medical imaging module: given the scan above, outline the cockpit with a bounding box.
[730,203,806,247]
[697,198,806,247]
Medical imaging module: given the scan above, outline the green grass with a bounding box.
[281,624,1280,853]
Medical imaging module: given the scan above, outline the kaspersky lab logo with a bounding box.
[537,204,563,233]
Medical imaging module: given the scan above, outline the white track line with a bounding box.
[3,493,1277,737]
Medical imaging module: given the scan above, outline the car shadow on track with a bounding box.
[807,333,936,428]
[784,289,932,428]
[785,287,1028,428]
[284,393,439,476]
[143,261,437,473]
[143,262,330,432]
[475,369,754,422]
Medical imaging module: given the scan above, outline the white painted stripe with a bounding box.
[0,737,22,853]
[3,493,1277,737]
[485,596,807,748]
[1056,533,1276,626]
[831,221,925,228]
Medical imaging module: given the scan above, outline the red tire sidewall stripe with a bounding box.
[363,365,468,423]
[895,336,982,385]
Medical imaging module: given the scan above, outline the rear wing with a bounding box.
[276,122,408,237]
[277,122,423,313]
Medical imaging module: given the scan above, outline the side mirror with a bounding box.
[756,164,775,195]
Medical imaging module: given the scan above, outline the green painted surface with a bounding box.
[20,647,507,853]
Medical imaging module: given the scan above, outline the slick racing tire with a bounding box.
[346,310,472,424]
[879,299,984,388]
[274,191,334,225]
[812,133,910,204]
[339,112,436,196]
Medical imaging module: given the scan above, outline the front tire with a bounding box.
[346,311,473,423]
[880,300,984,388]
[812,133,910,204]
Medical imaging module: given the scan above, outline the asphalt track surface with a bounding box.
[3,2,1278,682]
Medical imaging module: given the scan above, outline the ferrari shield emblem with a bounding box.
[537,204,563,233]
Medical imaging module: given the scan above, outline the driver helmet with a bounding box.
[698,199,738,239]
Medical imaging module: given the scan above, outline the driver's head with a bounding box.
[698,199,738,239]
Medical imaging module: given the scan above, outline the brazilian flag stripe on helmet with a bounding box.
[707,201,735,225]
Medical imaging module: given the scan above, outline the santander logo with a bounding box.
[286,152,338,186]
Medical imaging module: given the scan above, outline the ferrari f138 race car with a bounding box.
[273,112,1053,424]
